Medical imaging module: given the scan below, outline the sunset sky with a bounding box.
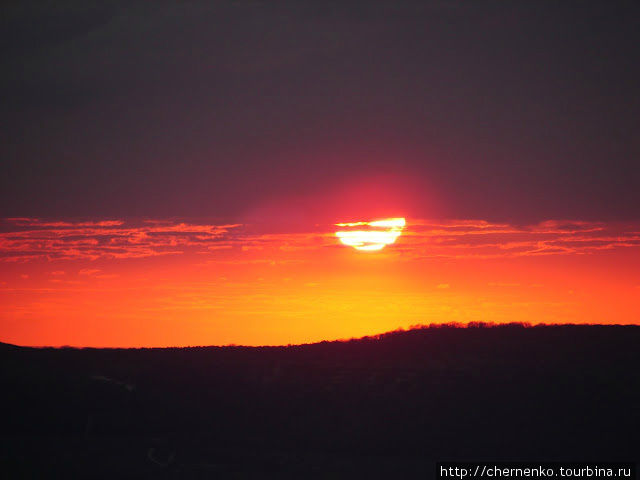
[1,1,639,346]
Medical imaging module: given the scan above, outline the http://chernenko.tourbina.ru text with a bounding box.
[437,463,636,479]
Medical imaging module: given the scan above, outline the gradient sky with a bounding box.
[1,1,639,346]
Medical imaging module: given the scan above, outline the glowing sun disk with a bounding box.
[335,217,406,251]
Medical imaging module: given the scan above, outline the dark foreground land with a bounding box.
[1,324,639,478]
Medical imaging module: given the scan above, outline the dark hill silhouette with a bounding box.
[1,323,639,478]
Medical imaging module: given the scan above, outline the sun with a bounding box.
[335,217,406,251]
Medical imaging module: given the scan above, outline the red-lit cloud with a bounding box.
[1,218,638,263]
[0,218,241,262]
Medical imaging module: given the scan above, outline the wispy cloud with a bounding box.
[1,217,639,263]
[397,219,640,259]
[78,269,102,276]
[0,218,241,262]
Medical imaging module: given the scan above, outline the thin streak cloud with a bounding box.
[1,218,639,263]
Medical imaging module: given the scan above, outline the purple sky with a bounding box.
[2,0,639,222]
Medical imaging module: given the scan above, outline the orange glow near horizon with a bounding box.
[1,217,639,348]
[335,217,406,251]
